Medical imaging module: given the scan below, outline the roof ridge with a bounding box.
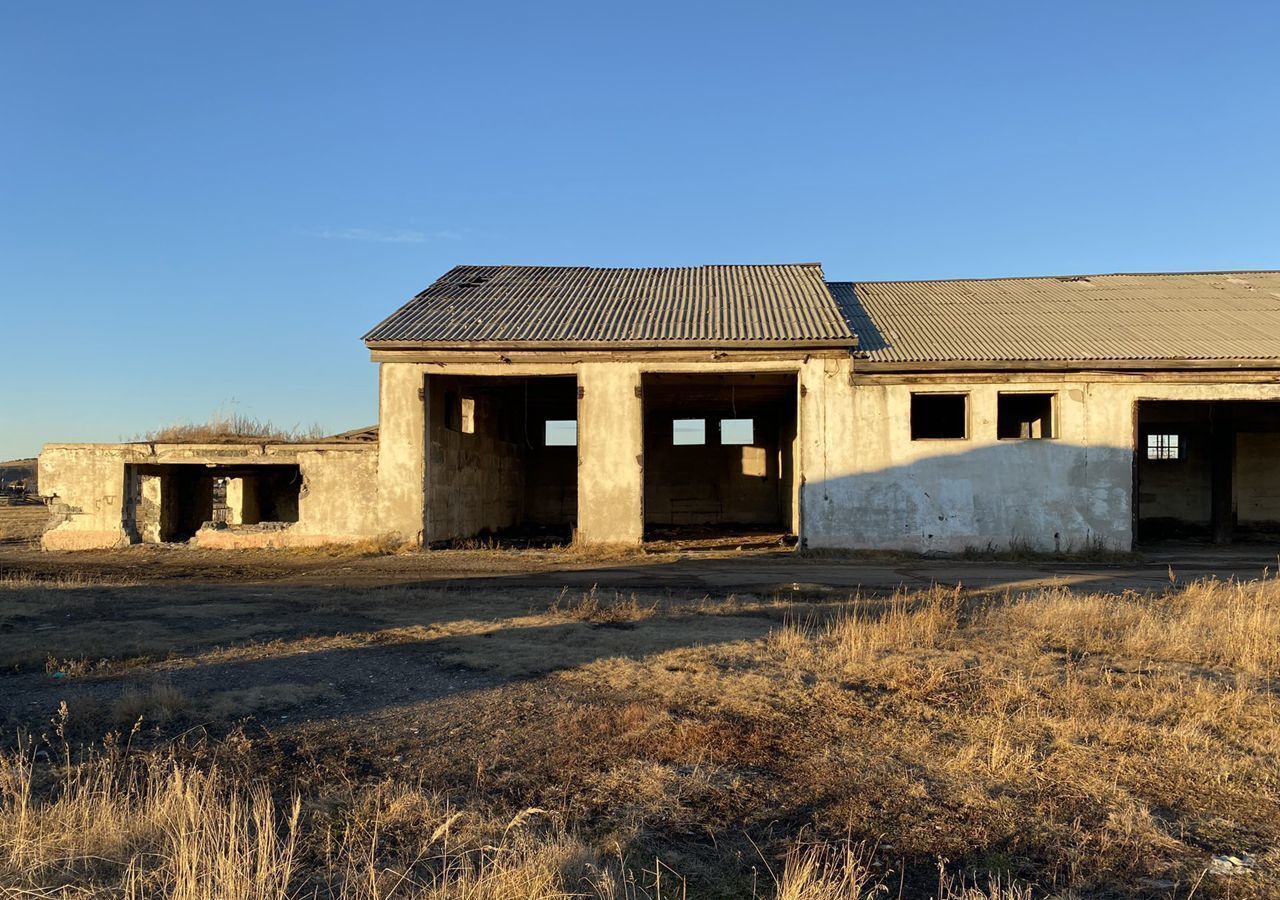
[448,262,825,272]
[828,269,1280,287]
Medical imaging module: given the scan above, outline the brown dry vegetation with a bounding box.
[0,505,49,544]
[140,411,327,443]
[2,567,1278,898]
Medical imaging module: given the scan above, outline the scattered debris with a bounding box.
[1207,853,1257,876]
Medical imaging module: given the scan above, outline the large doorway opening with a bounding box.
[641,372,798,545]
[425,375,578,545]
[1135,400,1280,544]
[126,463,302,543]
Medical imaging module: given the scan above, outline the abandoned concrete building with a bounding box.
[40,265,1280,553]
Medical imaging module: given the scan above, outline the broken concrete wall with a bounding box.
[41,441,380,550]
[39,445,131,549]
[137,473,164,543]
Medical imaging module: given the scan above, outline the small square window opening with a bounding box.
[997,393,1056,440]
[1146,433,1182,460]
[720,418,754,445]
[910,394,967,440]
[673,419,706,446]
[545,420,577,447]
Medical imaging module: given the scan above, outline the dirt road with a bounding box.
[1,541,1276,594]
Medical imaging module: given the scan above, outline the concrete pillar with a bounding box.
[376,362,428,544]
[225,476,261,525]
[1211,402,1235,544]
[226,477,245,525]
[139,474,164,543]
[576,362,644,545]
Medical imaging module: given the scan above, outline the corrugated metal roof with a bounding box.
[364,264,855,347]
[830,272,1280,364]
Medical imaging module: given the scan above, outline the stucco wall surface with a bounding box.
[40,442,379,550]
[803,375,1280,553]
[40,446,131,549]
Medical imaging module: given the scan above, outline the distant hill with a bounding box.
[0,458,37,492]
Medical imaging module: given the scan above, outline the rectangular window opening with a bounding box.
[741,445,767,477]
[910,393,967,440]
[997,393,1056,440]
[460,397,476,434]
[1146,433,1182,460]
[672,418,706,446]
[544,419,577,447]
[720,418,754,445]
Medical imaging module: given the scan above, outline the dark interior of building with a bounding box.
[425,374,578,544]
[126,463,302,543]
[1135,400,1280,543]
[641,372,797,541]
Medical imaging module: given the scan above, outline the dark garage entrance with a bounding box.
[424,374,578,545]
[1135,400,1280,544]
[641,372,798,543]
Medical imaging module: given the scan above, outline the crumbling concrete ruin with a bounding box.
[40,265,1280,552]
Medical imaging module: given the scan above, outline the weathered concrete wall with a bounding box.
[41,441,380,550]
[54,353,1262,555]
[288,446,379,540]
[1238,432,1280,524]
[39,446,129,550]
[425,375,525,541]
[805,374,1280,553]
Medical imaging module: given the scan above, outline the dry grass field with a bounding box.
[0,504,48,544]
[1,552,1278,898]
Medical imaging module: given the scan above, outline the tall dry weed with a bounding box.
[988,576,1280,672]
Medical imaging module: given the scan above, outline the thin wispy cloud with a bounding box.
[305,227,463,243]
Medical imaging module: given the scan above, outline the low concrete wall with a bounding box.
[40,440,381,550]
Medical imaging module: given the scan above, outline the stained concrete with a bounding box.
[804,372,1280,554]
[41,441,379,550]
[39,354,1280,554]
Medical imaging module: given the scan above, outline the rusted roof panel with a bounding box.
[830,272,1280,364]
[364,264,855,346]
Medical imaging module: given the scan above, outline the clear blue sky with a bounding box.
[3,1,1278,460]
